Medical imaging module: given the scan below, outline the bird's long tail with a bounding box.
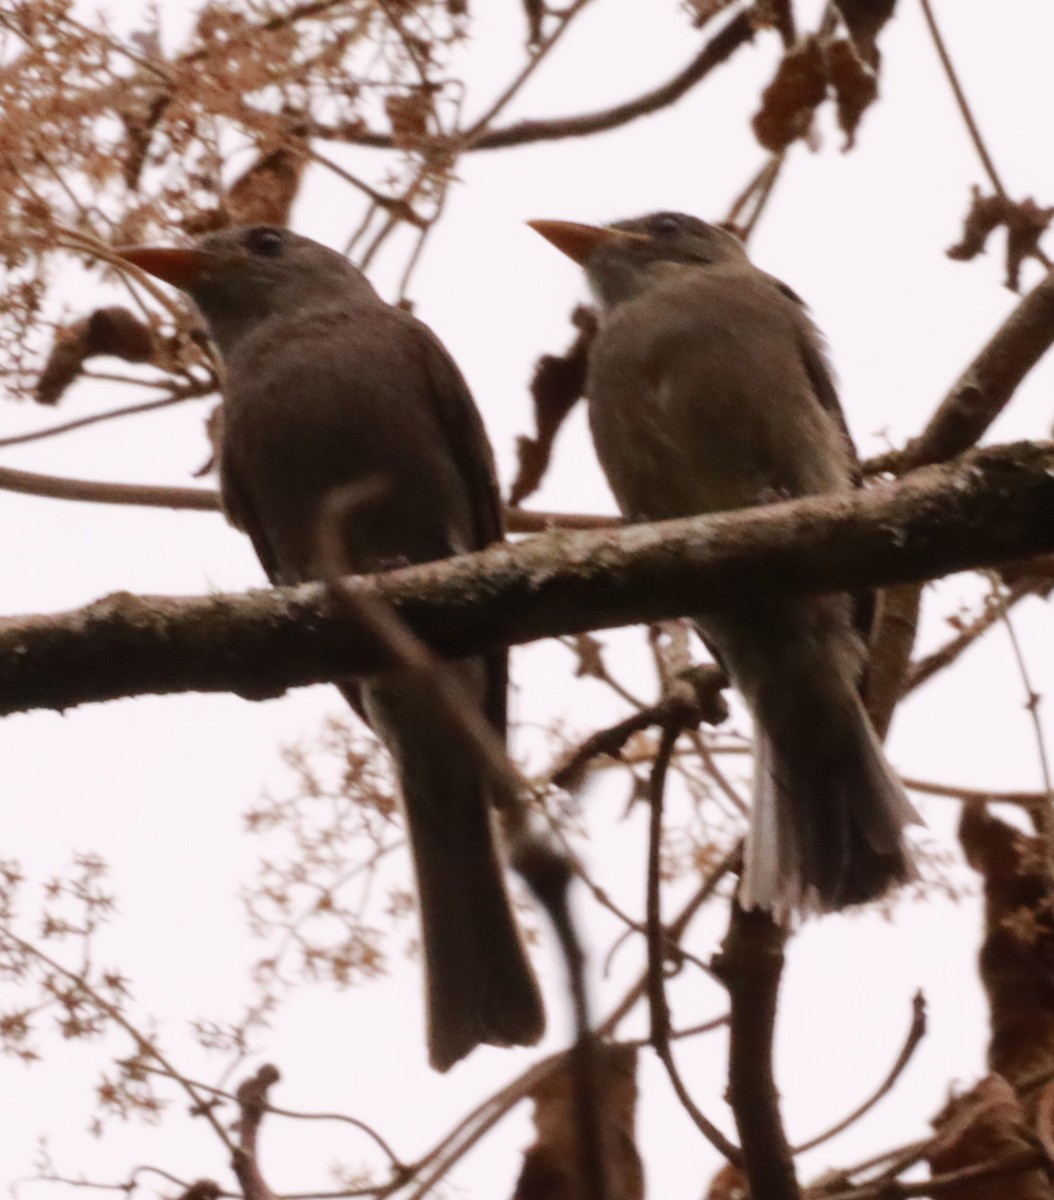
[739,671,918,914]
[357,665,544,1072]
[408,768,545,1071]
[700,598,919,915]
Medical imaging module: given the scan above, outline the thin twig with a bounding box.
[819,1146,1044,1200]
[549,666,727,790]
[559,634,651,710]
[399,852,739,1199]
[917,0,1007,198]
[306,148,422,220]
[1000,600,1054,847]
[692,729,749,816]
[134,1067,408,1172]
[316,8,756,153]
[905,574,1050,694]
[645,721,742,1162]
[459,0,595,144]
[811,1138,933,1192]
[0,388,211,451]
[55,225,187,322]
[865,265,1054,473]
[793,991,927,1155]
[725,154,781,227]
[863,583,923,741]
[0,928,236,1155]
[397,190,446,301]
[376,0,433,93]
[903,775,1048,811]
[739,153,786,243]
[0,464,222,511]
[0,461,615,529]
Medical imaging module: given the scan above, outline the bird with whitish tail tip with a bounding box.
[529,212,918,914]
[117,224,544,1070]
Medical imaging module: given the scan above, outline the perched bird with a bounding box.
[118,225,544,1069]
[530,212,917,913]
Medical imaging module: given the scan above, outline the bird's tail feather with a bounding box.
[407,772,545,1071]
[739,680,919,914]
[357,668,544,1072]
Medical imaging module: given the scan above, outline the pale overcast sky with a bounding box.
[3,3,1054,1196]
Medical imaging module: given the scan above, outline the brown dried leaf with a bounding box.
[87,307,156,361]
[1005,197,1054,292]
[36,307,156,406]
[826,37,878,149]
[752,36,828,152]
[960,803,1054,1090]
[947,189,1052,290]
[947,188,1013,262]
[116,29,169,189]
[182,208,229,237]
[832,0,897,67]
[705,1163,750,1199]
[523,0,545,46]
[567,632,607,682]
[226,146,308,228]
[177,1181,222,1200]
[185,123,310,235]
[512,1044,643,1200]
[929,1074,1050,1199]
[509,305,596,506]
[386,88,436,144]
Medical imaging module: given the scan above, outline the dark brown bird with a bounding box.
[119,224,544,1069]
[530,212,917,914]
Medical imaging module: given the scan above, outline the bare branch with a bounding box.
[464,10,755,151]
[903,776,1049,811]
[793,991,927,1155]
[712,903,797,1200]
[0,464,222,511]
[917,0,1008,200]
[863,583,923,740]
[867,267,1054,473]
[645,720,741,1163]
[0,462,617,530]
[1,442,1052,716]
[999,603,1054,846]
[231,1065,279,1200]
[0,388,211,451]
[818,1147,1043,1199]
[905,572,1053,694]
[308,10,755,153]
[549,665,728,790]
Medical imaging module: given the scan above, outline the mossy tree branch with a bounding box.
[1,441,1052,717]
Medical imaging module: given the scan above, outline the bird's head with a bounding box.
[528,211,746,307]
[117,225,377,353]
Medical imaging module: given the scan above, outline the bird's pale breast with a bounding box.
[586,266,854,523]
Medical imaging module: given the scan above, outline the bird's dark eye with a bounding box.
[245,227,284,257]
[650,215,683,236]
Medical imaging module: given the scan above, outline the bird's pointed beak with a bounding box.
[116,246,213,290]
[527,220,651,265]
